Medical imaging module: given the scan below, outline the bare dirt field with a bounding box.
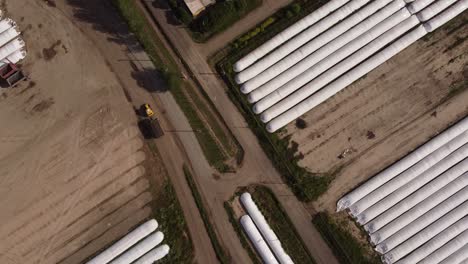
[280,13,468,212]
[0,1,161,263]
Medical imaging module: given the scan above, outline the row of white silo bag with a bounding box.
[416,0,459,21]
[240,215,279,264]
[351,136,468,221]
[380,198,468,259]
[383,217,468,264]
[420,230,468,264]
[0,26,19,47]
[0,15,26,65]
[439,242,468,264]
[0,18,16,35]
[240,192,294,264]
[355,142,468,225]
[241,0,400,94]
[375,184,468,254]
[133,245,170,264]
[86,219,170,264]
[337,116,468,212]
[235,0,468,132]
[264,24,427,132]
[367,162,468,240]
[372,174,468,252]
[264,0,468,133]
[246,0,407,103]
[233,0,352,72]
[109,231,164,264]
[235,0,371,84]
[255,10,416,117]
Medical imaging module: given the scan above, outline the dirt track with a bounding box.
[143,2,339,264]
[0,1,157,263]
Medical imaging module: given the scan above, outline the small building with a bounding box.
[184,0,216,17]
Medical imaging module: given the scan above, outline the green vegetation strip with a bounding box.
[215,0,335,202]
[251,186,316,264]
[183,165,231,263]
[112,0,234,172]
[168,0,262,42]
[147,142,193,263]
[224,201,262,264]
[312,212,380,264]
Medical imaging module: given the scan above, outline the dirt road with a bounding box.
[54,0,219,263]
[143,2,339,264]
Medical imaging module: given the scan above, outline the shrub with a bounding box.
[291,3,301,14]
[295,118,307,129]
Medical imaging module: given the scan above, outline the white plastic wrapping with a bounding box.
[260,15,419,123]
[375,199,468,254]
[0,18,15,35]
[0,27,19,48]
[338,117,468,211]
[240,192,293,264]
[133,244,170,264]
[416,0,459,22]
[439,243,468,264]
[419,229,468,264]
[265,25,427,133]
[349,137,466,219]
[366,158,468,236]
[235,0,371,84]
[423,0,468,32]
[245,1,407,98]
[233,0,352,72]
[253,8,411,114]
[356,142,468,224]
[0,37,24,61]
[240,215,279,264]
[1,49,26,65]
[407,0,437,14]
[384,217,468,264]
[245,0,406,98]
[370,174,468,246]
[109,231,164,264]
[86,219,158,264]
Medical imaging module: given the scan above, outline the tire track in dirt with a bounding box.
[26,190,152,263]
[41,191,152,259]
[57,207,151,264]
[11,166,147,256]
[0,136,144,240]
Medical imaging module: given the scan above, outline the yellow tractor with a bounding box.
[138,103,163,139]
[141,103,154,118]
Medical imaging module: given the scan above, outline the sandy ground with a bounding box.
[0,1,158,263]
[278,13,468,211]
[144,2,339,264]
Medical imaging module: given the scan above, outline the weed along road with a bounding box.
[141,2,339,264]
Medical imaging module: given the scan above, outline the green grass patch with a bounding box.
[146,142,194,263]
[112,0,236,172]
[250,186,316,264]
[213,0,336,202]
[312,213,380,264]
[183,165,232,263]
[223,201,262,264]
[169,0,262,42]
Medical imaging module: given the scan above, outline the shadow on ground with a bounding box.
[64,0,170,93]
